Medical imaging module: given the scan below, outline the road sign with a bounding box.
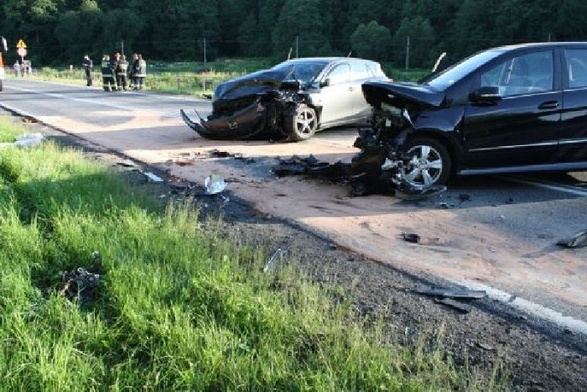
[16,39,26,49]
[17,47,27,57]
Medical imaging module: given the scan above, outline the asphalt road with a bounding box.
[2,77,586,337]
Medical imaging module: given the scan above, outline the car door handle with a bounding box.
[538,101,559,110]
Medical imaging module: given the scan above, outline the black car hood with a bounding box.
[362,81,446,108]
[214,68,295,101]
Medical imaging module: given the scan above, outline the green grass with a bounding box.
[0,116,506,390]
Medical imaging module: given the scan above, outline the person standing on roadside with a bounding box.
[129,53,139,90]
[82,55,93,86]
[136,54,147,90]
[100,54,116,91]
[115,53,129,91]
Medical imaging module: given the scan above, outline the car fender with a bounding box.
[410,106,467,166]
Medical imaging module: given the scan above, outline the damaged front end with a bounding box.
[181,68,306,140]
[349,81,447,198]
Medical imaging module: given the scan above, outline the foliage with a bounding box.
[2,0,587,68]
[351,21,392,62]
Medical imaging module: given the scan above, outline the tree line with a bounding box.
[2,0,587,70]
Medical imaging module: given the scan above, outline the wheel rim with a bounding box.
[403,144,443,187]
[295,108,317,136]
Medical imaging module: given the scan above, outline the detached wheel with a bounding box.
[402,137,451,187]
[285,104,318,141]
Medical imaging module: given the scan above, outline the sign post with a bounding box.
[16,39,27,63]
[16,39,27,76]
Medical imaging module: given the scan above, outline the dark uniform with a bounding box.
[101,54,116,91]
[116,54,129,91]
[82,55,93,86]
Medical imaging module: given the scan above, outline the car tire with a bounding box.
[284,104,318,141]
[402,137,451,187]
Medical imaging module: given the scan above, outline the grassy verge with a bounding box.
[0,117,504,390]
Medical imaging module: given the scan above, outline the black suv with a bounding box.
[362,42,587,187]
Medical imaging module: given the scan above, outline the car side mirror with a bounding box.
[470,86,502,103]
[320,78,330,88]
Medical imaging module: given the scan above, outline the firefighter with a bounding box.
[136,54,147,90]
[82,55,93,86]
[100,54,116,91]
[115,53,129,91]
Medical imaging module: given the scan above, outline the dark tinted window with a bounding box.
[565,49,587,88]
[480,50,554,96]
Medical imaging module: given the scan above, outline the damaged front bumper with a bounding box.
[180,100,269,140]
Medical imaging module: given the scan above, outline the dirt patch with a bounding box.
[6,114,587,391]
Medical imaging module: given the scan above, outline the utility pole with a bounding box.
[405,36,410,71]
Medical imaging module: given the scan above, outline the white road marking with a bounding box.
[455,278,587,336]
[503,175,587,196]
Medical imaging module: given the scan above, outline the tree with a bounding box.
[350,21,392,61]
[392,16,436,69]
[271,0,331,58]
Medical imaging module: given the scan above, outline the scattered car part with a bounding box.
[556,229,587,248]
[204,175,227,195]
[262,248,287,273]
[413,287,487,299]
[434,297,472,313]
[400,233,421,243]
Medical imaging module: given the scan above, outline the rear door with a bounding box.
[559,47,587,164]
[461,49,562,170]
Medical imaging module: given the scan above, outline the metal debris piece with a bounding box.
[204,175,227,194]
[143,172,164,183]
[118,159,139,167]
[459,193,471,202]
[209,149,232,158]
[400,232,420,244]
[434,297,472,313]
[414,287,487,299]
[60,267,101,302]
[556,229,587,248]
[262,248,287,273]
[14,133,45,147]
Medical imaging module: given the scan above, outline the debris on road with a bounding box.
[204,174,227,195]
[143,171,164,183]
[434,297,472,313]
[263,248,287,273]
[400,232,421,244]
[0,133,46,148]
[556,229,587,248]
[413,287,487,313]
[117,159,139,168]
[60,267,101,303]
[414,287,487,299]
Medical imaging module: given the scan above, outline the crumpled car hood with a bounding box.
[362,81,445,109]
[214,68,294,101]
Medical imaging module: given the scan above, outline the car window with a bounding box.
[565,49,587,88]
[350,61,371,80]
[326,63,351,85]
[480,50,553,97]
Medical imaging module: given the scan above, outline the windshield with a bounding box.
[272,61,328,85]
[420,49,505,90]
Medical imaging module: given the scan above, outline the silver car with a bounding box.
[181,57,389,141]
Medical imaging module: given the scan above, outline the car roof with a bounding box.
[488,41,587,53]
[278,57,378,65]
